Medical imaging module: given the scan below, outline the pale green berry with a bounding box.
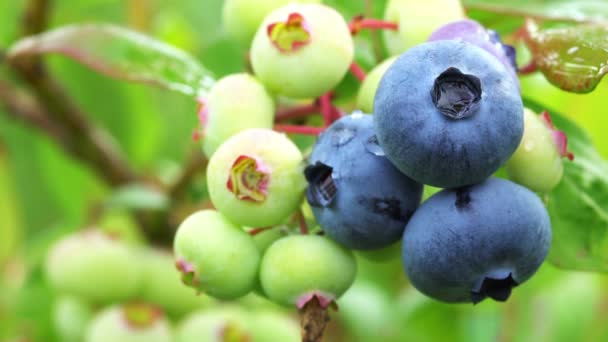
[85,304,172,342]
[222,0,321,45]
[138,248,214,317]
[505,108,570,193]
[176,307,251,342]
[356,56,397,113]
[200,73,275,157]
[53,296,93,342]
[260,234,357,306]
[45,230,140,303]
[250,311,300,342]
[207,128,306,227]
[173,210,261,299]
[383,0,466,55]
[251,3,354,99]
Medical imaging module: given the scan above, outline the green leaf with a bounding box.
[0,145,22,264]
[7,23,215,97]
[522,20,608,93]
[524,99,608,272]
[463,0,608,23]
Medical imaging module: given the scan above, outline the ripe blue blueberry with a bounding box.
[374,40,524,188]
[402,178,552,304]
[305,113,423,250]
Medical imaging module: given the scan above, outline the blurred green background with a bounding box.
[1,0,608,341]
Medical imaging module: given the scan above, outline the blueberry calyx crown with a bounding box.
[226,155,270,202]
[471,272,518,304]
[304,162,337,207]
[431,67,481,120]
[267,12,311,53]
[122,302,162,329]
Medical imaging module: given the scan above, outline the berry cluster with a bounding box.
[173,0,574,333]
[45,228,302,342]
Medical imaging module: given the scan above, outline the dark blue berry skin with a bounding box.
[402,178,551,304]
[374,40,523,189]
[305,114,423,250]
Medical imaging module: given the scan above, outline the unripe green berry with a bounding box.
[173,210,261,299]
[138,248,214,317]
[207,129,306,227]
[356,56,397,113]
[85,303,172,342]
[222,0,321,46]
[45,230,140,303]
[251,3,354,99]
[176,307,251,342]
[383,0,465,54]
[200,73,275,157]
[53,296,93,342]
[250,311,300,342]
[260,234,357,306]
[505,108,571,192]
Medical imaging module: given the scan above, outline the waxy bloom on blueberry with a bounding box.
[374,40,524,188]
[402,178,552,304]
[306,114,423,250]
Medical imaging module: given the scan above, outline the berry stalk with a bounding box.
[299,296,330,342]
[349,62,367,81]
[274,124,325,136]
[275,103,320,122]
[319,93,333,126]
[349,16,399,35]
[518,61,537,75]
[295,209,309,234]
[248,227,273,236]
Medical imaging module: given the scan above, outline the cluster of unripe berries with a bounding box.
[44,229,301,341]
[174,0,575,312]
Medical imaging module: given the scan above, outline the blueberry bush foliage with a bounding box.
[2,0,608,341]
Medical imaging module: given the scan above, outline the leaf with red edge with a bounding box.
[7,23,215,97]
[522,20,608,93]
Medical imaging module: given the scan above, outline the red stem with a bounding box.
[274,124,325,136]
[331,106,343,121]
[518,61,538,75]
[350,16,399,35]
[248,227,272,236]
[296,209,309,234]
[275,103,320,122]
[349,62,367,82]
[319,93,333,126]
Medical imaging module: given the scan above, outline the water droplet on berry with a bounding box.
[364,135,385,156]
[331,126,356,147]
